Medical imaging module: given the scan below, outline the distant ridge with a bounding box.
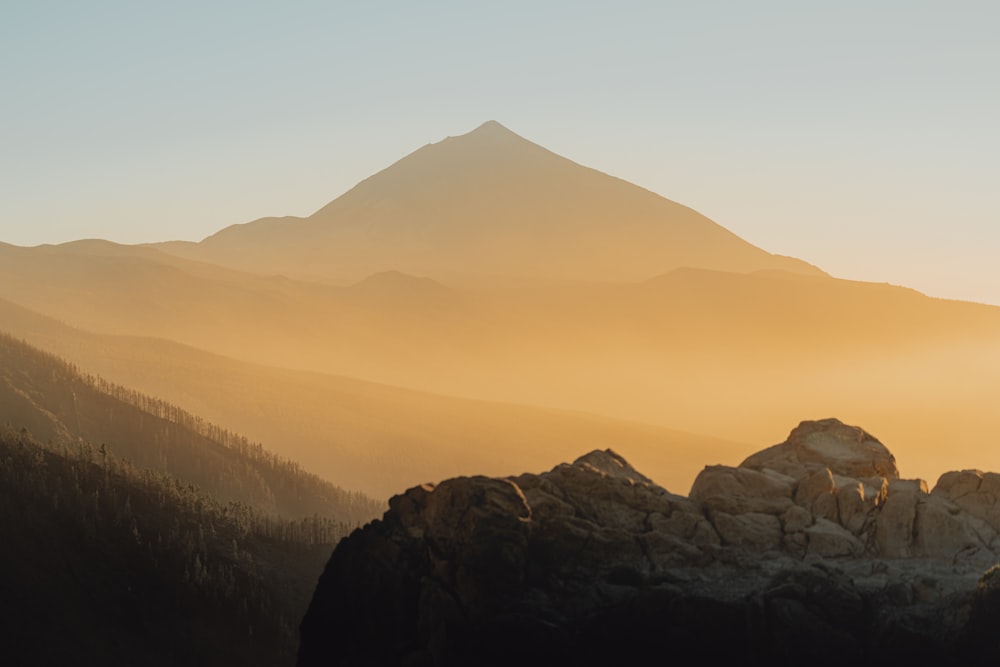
[350,270,444,292]
[156,121,825,284]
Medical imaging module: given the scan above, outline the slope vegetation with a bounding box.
[0,426,337,666]
[0,332,382,522]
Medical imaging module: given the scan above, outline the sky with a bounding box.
[2,1,998,305]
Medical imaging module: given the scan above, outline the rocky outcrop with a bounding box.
[298,419,1000,666]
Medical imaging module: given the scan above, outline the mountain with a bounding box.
[3,123,1000,496]
[155,121,824,284]
[299,419,1000,665]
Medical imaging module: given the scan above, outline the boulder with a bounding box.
[710,510,784,551]
[874,479,926,558]
[834,475,885,535]
[741,418,899,481]
[933,469,1000,533]
[795,468,840,522]
[690,464,796,516]
[914,494,987,561]
[806,518,864,558]
[781,504,813,534]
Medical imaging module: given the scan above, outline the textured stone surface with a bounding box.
[806,518,864,558]
[740,418,899,480]
[875,479,925,558]
[690,465,796,516]
[298,419,1000,666]
[934,470,1000,533]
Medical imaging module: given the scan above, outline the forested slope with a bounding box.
[0,332,382,523]
[0,426,346,666]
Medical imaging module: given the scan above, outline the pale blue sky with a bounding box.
[2,1,998,304]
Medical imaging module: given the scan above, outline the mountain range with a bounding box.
[3,120,1000,496]
[4,119,1000,664]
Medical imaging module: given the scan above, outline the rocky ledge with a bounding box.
[298,419,1000,666]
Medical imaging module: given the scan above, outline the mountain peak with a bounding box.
[467,119,517,136]
[176,120,828,283]
[439,119,533,149]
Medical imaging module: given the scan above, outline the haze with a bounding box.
[6,7,1000,665]
[2,2,998,306]
[2,119,1000,500]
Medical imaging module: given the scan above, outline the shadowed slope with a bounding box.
[0,427,339,667]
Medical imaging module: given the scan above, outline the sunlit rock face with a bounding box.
[298,419,1000,666]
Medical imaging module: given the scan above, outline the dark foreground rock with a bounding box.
[299,419,1000,666]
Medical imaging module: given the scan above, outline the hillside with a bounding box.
[0,335,383,663]
[0,426,338,666]
[0,332,382,522]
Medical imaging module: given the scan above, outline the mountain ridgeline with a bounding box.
[2,123,1000,492]
[158,120,824,284]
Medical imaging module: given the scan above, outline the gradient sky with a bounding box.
[3,1,998,304]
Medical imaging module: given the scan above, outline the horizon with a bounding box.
[2,2,998,307]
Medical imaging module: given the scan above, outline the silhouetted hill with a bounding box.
[157,121,824,283]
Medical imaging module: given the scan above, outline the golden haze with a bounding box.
[2,122,998,498]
